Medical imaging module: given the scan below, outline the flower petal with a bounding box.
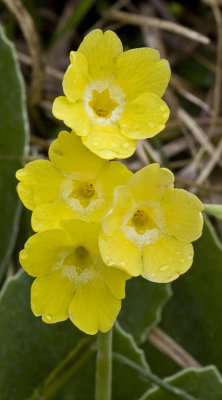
[60,219,101,256]
[142,234,194,283]
[98,161,132,203]
[101,186,133,236]
[49,131,105,175]
[119,92,169,139]
[69,278,121,334]
[78,29,123,81]
[82,123,136,159]
[99,229,142,276]
[114,48,170,100]
[103,266,130,299]
[127,163,174,203]
[63,51,88,102]
[16,160,62,210]
[19,230,68,277]
[31,200,76,232]
[161,189,203,243]
[31,270,74,323]
[52,96,90,136]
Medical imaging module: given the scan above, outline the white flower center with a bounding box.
[121,200,166,248]
[84,81,125,126]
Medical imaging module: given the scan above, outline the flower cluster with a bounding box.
[17,30,203,335]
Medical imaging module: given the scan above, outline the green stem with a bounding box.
[113,353,200,400]
[29,337,95,400]
[95,329,113,400]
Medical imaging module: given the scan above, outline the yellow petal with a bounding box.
[78,29,123,81]
[103,266,130,299]
[98,161,132,203]
[63,51,88,102]
[19,230,68,277]
[60,219,101,257]
[101,186,133,236]
[114,48,170,100]
[69,278,121,334]
[16,160,62,210]
[31,200,76,232]
[49,131,105,176]
[119,92,169,139]
[161,189,203,243]
[142,234,194,283]
[31,270,74,323]
[52,96,90,135]
[82,123,136,159]
[127,164,174,203]
[99,229,142,276]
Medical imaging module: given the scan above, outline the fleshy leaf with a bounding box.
[118,277,171,343]
[0,270,150,400]
[144,218,222,375]
[140,366,222,400]
[0,25,28,281]
[204,204,222,221]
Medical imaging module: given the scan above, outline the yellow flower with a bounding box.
[99,164,203,283]
[52,29,170,159]
[16,130,132,232]
[19,220,129,335]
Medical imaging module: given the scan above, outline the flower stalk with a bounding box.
[95,329,113,400]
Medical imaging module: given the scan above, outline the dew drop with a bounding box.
[160,264,169,271]
[171,273,179,280]
[20,252,27,259]
[120,261,125,267]
[160,105,166,111]
[45,314,52,321]
[163,112,169,118]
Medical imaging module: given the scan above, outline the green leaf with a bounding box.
[118,277,171,343]
[0,26,28,281]
[0,270,150,400]
[204,204,222,221]
[53,0,96,43]
[112,323,151,400]
[0,271,86,400]
[140,366,222,400]
[146,218,222,374]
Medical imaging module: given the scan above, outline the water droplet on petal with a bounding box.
[120,261,125,267]
[93,141,99,147]
[163,112,169,118]
[45,314,52,321]
[160,264,169,271]
[160,105,166,111]
[171,273,179,280]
